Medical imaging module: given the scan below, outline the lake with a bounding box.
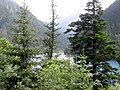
[108,60,120,72]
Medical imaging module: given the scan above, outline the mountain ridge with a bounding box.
[102,0,120,39]
[0,0,69,51]
[0,0,47,37]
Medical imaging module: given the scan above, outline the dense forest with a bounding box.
[0,0,120,90]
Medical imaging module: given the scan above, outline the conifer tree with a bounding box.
[65,0,118,89]
[11,0,38,69]
[37,59,94,90]
[43,0,60,59]
[0,38,18,89]
[9,0,38,89]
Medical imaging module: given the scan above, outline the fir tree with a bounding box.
[9,0,38,89]
[0,38,20,89]
[43,0,60,59]
[37,59,94,90]
[65,0,118,89]
[11,0,38,69]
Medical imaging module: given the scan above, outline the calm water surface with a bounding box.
[108,60,120,72]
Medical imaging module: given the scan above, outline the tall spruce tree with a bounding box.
[43,0,60,59]
[11,0,38,68]
[9,0,38,89]
[65,0,118,89]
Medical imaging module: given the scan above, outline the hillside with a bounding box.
[0,0,47,38]
[0,0,69,51]
[102,0,120,39]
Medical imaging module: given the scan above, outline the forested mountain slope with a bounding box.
[0,0,47,38]
[102,0,120,39]
[0,0,68,51]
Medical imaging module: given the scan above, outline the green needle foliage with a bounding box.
[43,0,60,59]
[65,0,118,89]
[37,59,94,90]
[0,38,19,89]
[100,83,120,90]
[7,0,39,89]
[115,34,120,63]
[10,0,39,68]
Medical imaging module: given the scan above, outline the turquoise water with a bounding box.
[108,60,120,72]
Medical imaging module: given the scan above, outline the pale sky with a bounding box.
[13,0,116,22]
